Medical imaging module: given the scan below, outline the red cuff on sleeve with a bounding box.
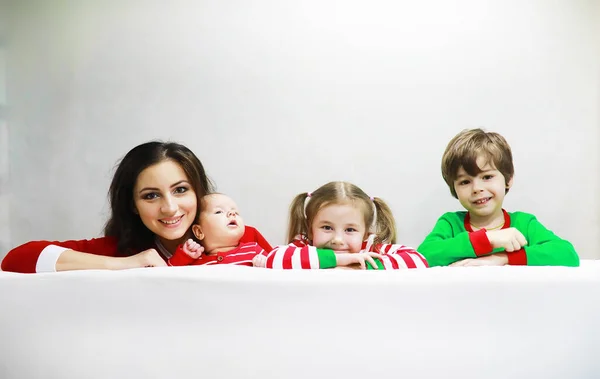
[506,248,527,265]
[469,229,493,256]
[168,245,195,266]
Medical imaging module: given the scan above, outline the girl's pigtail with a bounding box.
[287,192,310,243]
[372,197,397,244]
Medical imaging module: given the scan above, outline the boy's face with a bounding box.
[453,156,512,222]
[193,194,245,251]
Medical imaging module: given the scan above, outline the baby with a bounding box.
[168,193,267,266]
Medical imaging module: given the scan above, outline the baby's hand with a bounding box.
[486,228,527,252]
[182,239,204,259]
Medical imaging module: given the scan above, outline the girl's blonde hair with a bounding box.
[287,181,397,245]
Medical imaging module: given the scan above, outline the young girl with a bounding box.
[1,142,272,273]
[168,193,267,267]
[254,181,428,270]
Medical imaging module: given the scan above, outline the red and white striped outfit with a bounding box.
[265,236,428,270]
[168,242,266,267]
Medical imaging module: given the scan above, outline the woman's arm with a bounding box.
[1,237,165,273]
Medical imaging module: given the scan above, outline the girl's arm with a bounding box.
[263,243,427,270]
[264,244,337,269]
[368,244,429,269]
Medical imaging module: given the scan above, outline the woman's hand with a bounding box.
[121,248,167,269]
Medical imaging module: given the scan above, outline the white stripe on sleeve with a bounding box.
[36,245,69,273]
[308,246,320,269]
[271,246,285,269]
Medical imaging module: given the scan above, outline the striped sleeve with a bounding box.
[265,244,337,269]
[369,244,429,269]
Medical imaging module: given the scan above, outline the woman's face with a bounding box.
[133,159,197,248]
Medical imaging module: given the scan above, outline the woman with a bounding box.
[1,141,272,273]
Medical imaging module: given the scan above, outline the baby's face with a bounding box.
[198,194,245,248]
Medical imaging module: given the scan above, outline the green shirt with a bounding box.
[418,211,579,267]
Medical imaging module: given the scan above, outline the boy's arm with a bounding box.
[418,216,493,267]
[514,217,579,267]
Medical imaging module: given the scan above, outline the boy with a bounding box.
[418,128,579,267]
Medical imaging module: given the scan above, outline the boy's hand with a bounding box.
[335,252,382,270]
[449,253,508,267]
[486,228,527,252]
[182,239,204,259]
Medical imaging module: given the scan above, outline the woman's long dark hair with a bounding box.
[104,141,214,256]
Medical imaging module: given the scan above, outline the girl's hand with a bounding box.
[486,228,527,252]
[449,253,508,267]
[252,254,267,268]
[122,248,167,269]
[333,264,362,270]
[182,239,204,259]
[335,252,382,270]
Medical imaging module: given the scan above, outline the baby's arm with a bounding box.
[168,239,204,266]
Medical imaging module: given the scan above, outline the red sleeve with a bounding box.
[241,226,273,252]
[468,229,493,256]
[506,248,527,265]
[168,245,196,266]
[1,237,119,273]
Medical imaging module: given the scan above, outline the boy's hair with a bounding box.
[441,128,514,198]
[287,181,397,245]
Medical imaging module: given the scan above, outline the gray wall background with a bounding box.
[0,0,8,257]
[2,0,600,259]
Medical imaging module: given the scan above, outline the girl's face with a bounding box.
[310,202,367,253]
[133,160,197,249]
